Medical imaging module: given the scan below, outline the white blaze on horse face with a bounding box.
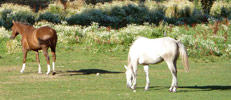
[20,63,26,73]
[46,64,51,75]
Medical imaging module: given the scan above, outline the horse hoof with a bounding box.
[46,72,50,75]
[52,72,56,75]
[38,72,42,74]
[20,70,24,73]
[169,88,176,93]
[144,88,149,91]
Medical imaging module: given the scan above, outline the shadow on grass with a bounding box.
[58,69,123,76]
[178,85,231,92]
[137,85,231,92]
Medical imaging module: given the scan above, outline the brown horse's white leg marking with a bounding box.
[42,47,51,75]
[51,48,56,74]
[46,64,51,75]
[38,64,42,74]
[52,62,55,73]
[35,51,42,74]
[20,63,26,73]
[20,50,27,73]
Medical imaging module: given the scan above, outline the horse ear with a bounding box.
[124,65,128,70]
[12,20,15,24]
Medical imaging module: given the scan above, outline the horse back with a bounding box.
[129,37,178,64]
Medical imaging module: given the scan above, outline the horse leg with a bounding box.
[166,61,178,92]
[42,47,51,75]
[35,51,42,74]
[51,47,56,75]
[20,50,27,73]
[143,65,150,90]
[131,63,137,90]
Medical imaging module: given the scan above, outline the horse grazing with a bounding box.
[10,21,57,75]
[124,37,189,92]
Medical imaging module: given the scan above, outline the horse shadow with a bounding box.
[138,85,231,92]
[58,69,123,76]
[178,85,231,92]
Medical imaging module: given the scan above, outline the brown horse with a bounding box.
[10,21,57,75]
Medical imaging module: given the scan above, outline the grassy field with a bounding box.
[0,44,231,100]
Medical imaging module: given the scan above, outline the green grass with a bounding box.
[0,44,231,100]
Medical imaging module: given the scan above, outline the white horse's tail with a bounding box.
[177,41,189,72]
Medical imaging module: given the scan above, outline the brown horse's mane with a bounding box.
[13,21,36,34]
[15,21,34,28]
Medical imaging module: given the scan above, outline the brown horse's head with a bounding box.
[10,20,19,39]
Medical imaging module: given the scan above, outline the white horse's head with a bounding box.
[124,65,133,88]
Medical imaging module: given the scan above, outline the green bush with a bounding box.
[0,3,35,29]
[66,0,214,28]
[0,9,13,29]
[43,3,66,20]
[36,11,61,24]
[65,10,94,26]
[66,3,158,28]
[163,0,194,18]
[145,9,165,25]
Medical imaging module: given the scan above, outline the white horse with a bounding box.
[124,37,189,92]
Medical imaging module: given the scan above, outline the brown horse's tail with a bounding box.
[38,38,48,45]
[177,41,190,72]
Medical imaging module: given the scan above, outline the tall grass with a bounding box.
[2,20,230,59]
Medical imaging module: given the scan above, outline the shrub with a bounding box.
[6,39,21,54]
[66,2,158,28]
[0,9,13,29]
[0,3,35,29]
[210,1,231,18]
[36,11,61,24]
[43,3,66,20]
[210,1,228,16]
[163,0,194,18]
[0,27,10,39]
[145,9,165,25]
[66,0,210,27]
[65,10,93,26]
